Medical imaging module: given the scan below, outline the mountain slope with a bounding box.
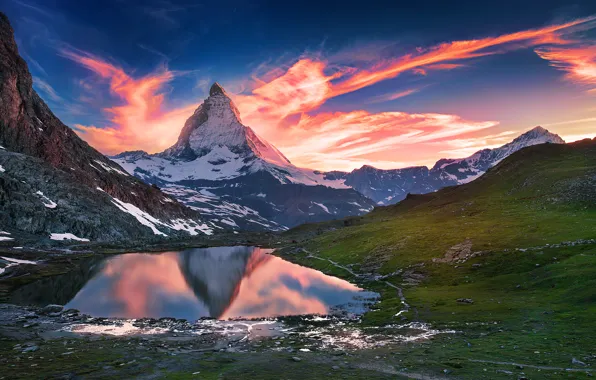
[289,138,596,266]
[0,12,210,241]
[329,127,565,205]
[113,83,375,230]
[285,139,596,376]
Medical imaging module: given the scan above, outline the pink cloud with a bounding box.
[60,49,199,155]
[535,45,596,91]
[61,16,596,169]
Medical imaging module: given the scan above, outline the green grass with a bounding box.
[282,140,596,376]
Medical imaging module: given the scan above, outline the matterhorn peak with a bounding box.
[209,82,227,96]
[160,80,292,167]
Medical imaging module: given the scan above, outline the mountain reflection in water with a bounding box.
[51,247,377,320]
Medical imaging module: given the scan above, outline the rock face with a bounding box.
[327,127,565,205]
[113,83,375,230]
[0,12,209,241]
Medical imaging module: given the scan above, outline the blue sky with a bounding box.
[4,0,596,170]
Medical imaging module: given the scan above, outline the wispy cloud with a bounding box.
[331,16,596,97]
[33,77,63,102]
[61,15,596,169]
[535,45,596,92]
[367,88,420,103]
[60,48,199,154]
[10,0,55,19]
[23,52,48,76]
[141,0,201,28]
[138,43,170,62]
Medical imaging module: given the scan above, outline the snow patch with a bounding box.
[111,196,213,236]
[111,197,168,236]
[50,233,90,242]
[312,202,330,214]
[0,256,37,275]
[220,218,238,227]
[35,191,57,209]
[93,160,129,176]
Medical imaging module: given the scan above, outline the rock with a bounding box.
[332,365,340,370]
[572,358,587,366]
[456,298,474,304]
[22,345,38,353]
[40,304,63,314]
[291,357,302,362]
[496,370,513,375]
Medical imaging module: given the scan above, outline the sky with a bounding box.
[4,0,596,171]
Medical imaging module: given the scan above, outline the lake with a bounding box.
[12,246,378,321]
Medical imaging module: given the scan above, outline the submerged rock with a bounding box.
[40,304,63,314]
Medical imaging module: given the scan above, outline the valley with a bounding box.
[2,139,596,378]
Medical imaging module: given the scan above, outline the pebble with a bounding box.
[21,346,39,353]
[291,357,302,362]
[572,357,587,366]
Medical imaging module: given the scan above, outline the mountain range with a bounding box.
[0,11,568,241]
[324,126,565,205]
[112,83,376,231]
[113,84,565,229]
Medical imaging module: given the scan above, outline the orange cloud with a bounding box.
[60,49,199,155]
[535,45,596,91]
[234,59,346,135]
[331,17,594,96]
[269,110,498,171]
[367,88,419,103]
[62,16,595,169]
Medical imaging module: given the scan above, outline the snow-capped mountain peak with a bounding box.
[505,126,565,149]
[112,82,373,231]
[161,82,292,168]
[335,126,566,206]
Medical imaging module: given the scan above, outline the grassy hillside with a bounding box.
[282,139,596,377]
[290,139,596,268]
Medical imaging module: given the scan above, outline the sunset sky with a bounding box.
[5,0,596,171]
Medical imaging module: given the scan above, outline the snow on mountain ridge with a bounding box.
[330,126,566,206]
[115,83,348,188]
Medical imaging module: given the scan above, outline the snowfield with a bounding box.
[50,233,90,242]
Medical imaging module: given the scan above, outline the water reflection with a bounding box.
[18,247,377,320]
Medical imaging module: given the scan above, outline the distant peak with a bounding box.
[528,126,548,134]
[209,82,227,96]
[358,164,378,171]
[517,126,564,142]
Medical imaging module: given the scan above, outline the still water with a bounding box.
[13,247,378,320]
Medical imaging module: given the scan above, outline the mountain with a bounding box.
[326,127,565,205]
[0,12,210,242]
[178,246,272,318]
[285,139,596,375]
[113,83,375,230]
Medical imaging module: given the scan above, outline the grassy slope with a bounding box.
[284,139,596,376]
